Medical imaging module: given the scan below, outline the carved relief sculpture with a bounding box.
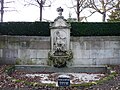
[53,31,67,52]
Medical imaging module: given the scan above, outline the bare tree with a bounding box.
[67,0,89,22]
[87,0,118,22]
[0,0,4,22]
[107,0,120,22]
[24,0,53,21]
[115,0,120,10]
[0,0,15,22]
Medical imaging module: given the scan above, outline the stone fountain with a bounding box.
[15,7,107,73]
[48,7,73,68]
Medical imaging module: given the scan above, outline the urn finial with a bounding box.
[57,7,63,16]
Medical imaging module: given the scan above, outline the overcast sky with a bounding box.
[3,0,103,22]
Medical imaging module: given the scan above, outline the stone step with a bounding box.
[15,65,107,73]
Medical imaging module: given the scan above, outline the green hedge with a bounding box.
[71,22,120,36]
[0,22,120,36]
[0,22,50,36]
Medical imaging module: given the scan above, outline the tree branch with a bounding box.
[24,2,39,7]
[87,10,97,18]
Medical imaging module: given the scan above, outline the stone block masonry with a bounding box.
[0,36,50,65]
[71,36,120,66]
[0,35,120,66]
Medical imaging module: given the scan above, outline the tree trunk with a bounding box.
[101,0,106,22]
[39,0,43,21]
[1,0,4,22]
[102,12,106,22]
[77,0,80,22]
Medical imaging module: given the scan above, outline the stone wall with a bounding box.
[71,36,120,66]
[0,36,50,65]
[0,35,120,66]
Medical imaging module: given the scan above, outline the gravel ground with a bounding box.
[87,65,120,90]
[0,65,120,90]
